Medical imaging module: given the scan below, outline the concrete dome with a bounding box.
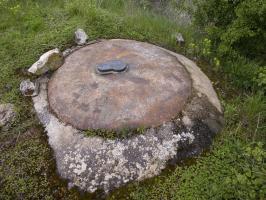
[32,39,224,193]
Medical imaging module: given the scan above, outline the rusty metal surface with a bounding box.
[48,39,192,130]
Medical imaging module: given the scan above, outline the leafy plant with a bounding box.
[194,0,266,91]
[254,67,266,91]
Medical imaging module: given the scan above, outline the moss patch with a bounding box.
[83,126,146,140]
[0,127,82,200]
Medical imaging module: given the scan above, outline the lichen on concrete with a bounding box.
[33,82,197,192]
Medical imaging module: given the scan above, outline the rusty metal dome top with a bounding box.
[48,39,192,130]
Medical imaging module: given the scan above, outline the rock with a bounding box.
[176,33,185,46]
[28,48,63,75]
[63,40,100,58]
[20,79,39,97]
[74,28,88,45]
[32,39,224,194]
[62,48,72,57]
[96,60,128,74]
[0,104,16,129]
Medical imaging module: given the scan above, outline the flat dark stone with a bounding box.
[97,60,128,74]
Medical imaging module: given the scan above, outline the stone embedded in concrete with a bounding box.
[28,48,64,75]
[32,39,224,194]
[96,60,128,74]
[74,28,88,45]
[20,79,39,97]
[0,103,16,129]
[63,40,101,58]
[62,48,72,58]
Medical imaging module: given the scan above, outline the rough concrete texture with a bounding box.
[48,40,192,130]
[0,103,16,129]
[32,39,224,193]
[28,48,64,75]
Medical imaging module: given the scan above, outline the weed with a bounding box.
[83,126,147,140]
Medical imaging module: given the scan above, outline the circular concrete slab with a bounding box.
[33,40,224,193]
[48,39,192,130]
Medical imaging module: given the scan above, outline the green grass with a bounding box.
[108,140,265,200]
[84,126,146,139]
[0,0,265,199]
